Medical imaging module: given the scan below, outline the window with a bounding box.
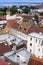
[23,62,26,63]
[42,56,43,59]
[42,48,43,53]
[38,49,40,51]
[30,43,32,46]
[30,37,32,41]
[30,49,32,53]
[39,40,40,44]
[3,25,5,28]
[36,39,37,43]
[17,55,19,57]
[38,56,40,58]
[20,26,23,29]
[41,40,43,45]
[5,43,7,45]
[12,39,16,41]
[24,28,26,31]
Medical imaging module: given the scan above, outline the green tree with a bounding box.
[0,12,4,16]
[10,6,18,14]
[23,7,30,14]
[2,7,7,15]
[0,7,7,15]
[40,12,43,16]
[34,14,39,23]
[22,18,28,22]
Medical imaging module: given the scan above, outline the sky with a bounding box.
[0,0,43,6]
[0,0,43,2]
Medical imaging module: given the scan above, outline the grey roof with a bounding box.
[4,48,31,62]
[16,48,31,62]
[0,34,26,45]
[28,32,43,39]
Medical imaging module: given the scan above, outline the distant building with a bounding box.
[6,14,23,21]
[6,7,10,15]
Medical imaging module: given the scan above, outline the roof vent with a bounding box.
[39,32,42,34]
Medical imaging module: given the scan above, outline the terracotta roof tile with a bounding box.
[31,56,43,63]
[8,19,43,34]
[28,25,43,34]
[0,43,11,56]
[16,14,34,19]
[28,56,43,65]
[35,5,43,9]
[18,22,32,34]
[39,16,43,19]
[7,19,20,29]
[0,16,6,20]
[17,24,43,34]
[0,58,8,65]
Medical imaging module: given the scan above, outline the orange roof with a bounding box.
[30,56,43,63]
[16,14,34,16]
[7,18,20,28]
[0,42,11,56]
[0,58,8,65]
[39,16,43,19]
[0,16,6,20]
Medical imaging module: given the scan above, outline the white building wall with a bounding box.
[17,31,27,40]
[27,36,35,54]
[34,45,43,58]
[27,35,43,59]
[11,28,17,36]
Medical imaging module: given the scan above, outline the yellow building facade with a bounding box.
[0,26,12,35]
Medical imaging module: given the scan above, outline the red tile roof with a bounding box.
[0,16,6,20]
[28,25,43,34]
[28,56,43,65]
[35,5,43,9]
[0,58,8,65]
[7,19,20,29]
[16,14,34,16]
[31,56,43,63]
[0,43,11,56]
[18,22,32,34]
[8,20,43,34]
[39,16,43,19]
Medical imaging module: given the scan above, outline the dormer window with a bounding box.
[23,62,26,63]
[5,43,7,45]
[17,55,19,57]
[12,39,16,41]
[20,26,23,29]
[11,39,16,43]
[24,28,26,31]
[3,25,5,28]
